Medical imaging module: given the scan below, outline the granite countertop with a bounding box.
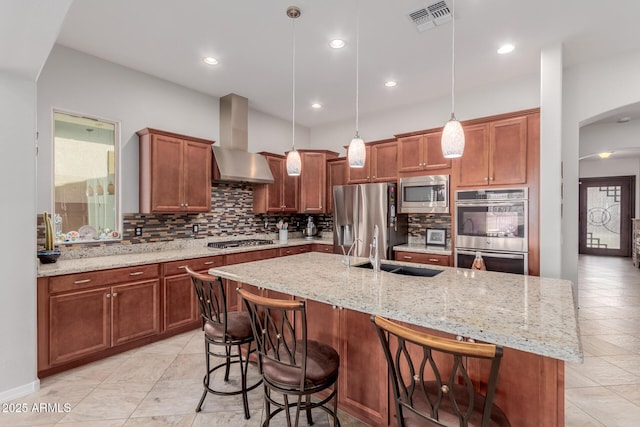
[209,252,582,363]
[37,237,332,277]
[393,243,452,256]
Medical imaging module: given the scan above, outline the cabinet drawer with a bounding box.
[279,245,312,257]
[226,248,278,265]
[395,251,450,266]
[313,244,334,253]
[163,256,224,276]
[49,264,160,294]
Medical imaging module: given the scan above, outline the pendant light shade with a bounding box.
[286,149,301,175]
[286,6,302,176]
[348,134,365,168]
[441,0,465,158]
[441,114,465,158]
[348,1,366,168]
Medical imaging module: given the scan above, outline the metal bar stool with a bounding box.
[371,315,511,427]
[186,267,261,419]
[238,288,341,427]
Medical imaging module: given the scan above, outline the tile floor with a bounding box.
[3,254,639,426]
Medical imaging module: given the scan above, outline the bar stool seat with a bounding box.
[203,311,253,340]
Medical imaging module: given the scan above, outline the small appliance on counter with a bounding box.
[302,216,321,239]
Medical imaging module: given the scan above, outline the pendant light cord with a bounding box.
[355,2,360,135]
[450,0,456,117]
[291,17,296,150]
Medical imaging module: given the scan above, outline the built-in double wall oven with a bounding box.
[455,188,528,274]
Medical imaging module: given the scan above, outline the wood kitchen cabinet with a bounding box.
[253,152,299,213]
[278,244,312,257]
[137,128,212,213]
[394,250,451,267]
[162,256,224,332]
[455,116,528,187]
[299,150,338,214]
[326,157,347,214]
[224,248,279,312]
[397,131,451,174]
[348,139,398,184]
[39,264,160,371]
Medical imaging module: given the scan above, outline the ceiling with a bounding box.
[51,0,640,128]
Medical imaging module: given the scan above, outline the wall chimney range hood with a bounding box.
[212,93,274,184]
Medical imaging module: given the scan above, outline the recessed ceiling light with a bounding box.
[617,116,631,123]
[598,152,613,158]
[311,103,322,109]
[203,57,218,65]
[384,81,397,87]
[329,39,346,49]
[497,44,515,55]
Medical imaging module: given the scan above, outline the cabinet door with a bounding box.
[265,156,285,212]
[457,124,490,187]
[326,159,347,214]
[423,131,451,170]
[112,280,160,346]
[300,152,326,213]
[183,139,211,212]
[163,274,199,332]
[282,166,300,213]
[150,134,184,211]
[490,116,527,185]
[49,287,111,366]
[397,135,424,172]
[371,142,397,182]
[339,309,389,426]
[347,146,371,183]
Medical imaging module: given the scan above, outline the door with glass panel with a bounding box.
[579,176,635,256]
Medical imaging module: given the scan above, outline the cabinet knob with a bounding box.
[129,271,144,276]
[112,292,118,297]
[403,256,412,260]
[106,293,111,298]
[484,177,489,181]
[185,203,189,207]
[74,279,92,284]
[489,177,494,181]
[428,258,439,262]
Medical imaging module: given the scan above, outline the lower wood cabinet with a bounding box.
[40,264,161,371]
[162,256,224,332]
[394,250,451,267]
[278,244,312,257]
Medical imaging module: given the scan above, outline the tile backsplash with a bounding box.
[408,213,452,245]
[39,182,334,249]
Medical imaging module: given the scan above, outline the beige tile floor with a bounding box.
[2,254,639,426]
[565,254,640,427]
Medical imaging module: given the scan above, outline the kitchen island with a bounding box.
[210,251,582,427]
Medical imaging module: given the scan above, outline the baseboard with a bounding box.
[0,379,40,403]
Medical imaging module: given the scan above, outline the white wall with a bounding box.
[0,73,39,401]
[562,49,640,284]
[580,120,640,158]
[37,45,310,214]
[311,73,540,154]
[580,157,640,216]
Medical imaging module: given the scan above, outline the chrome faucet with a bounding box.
[341,239,362,267]
[369,225,381,273]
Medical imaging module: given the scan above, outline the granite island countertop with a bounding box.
[37,237,332,277]
[209,251,582,363]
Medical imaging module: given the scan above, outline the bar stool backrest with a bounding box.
[237,289,308,391]
[186,267,228,337]
[372,315,509,427]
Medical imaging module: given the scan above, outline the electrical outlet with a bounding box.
[192,224,199,233]
[135,227,142,236]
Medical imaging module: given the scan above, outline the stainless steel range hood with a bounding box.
[212,93,274,184]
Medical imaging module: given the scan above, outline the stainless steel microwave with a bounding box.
[398,175,449,213]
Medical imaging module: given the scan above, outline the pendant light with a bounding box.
[348,2,365,168]
[441,0,465,159]
[286,6,302,176]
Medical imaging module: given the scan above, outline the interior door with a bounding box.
[579,176,635,256]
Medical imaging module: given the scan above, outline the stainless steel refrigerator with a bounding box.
[333,182,408,259]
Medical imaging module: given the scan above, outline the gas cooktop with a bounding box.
[207,239,274,249]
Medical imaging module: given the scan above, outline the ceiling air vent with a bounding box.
[408,1,452,32]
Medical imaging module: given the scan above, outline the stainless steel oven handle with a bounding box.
[456,249,525,260]
[456,202,525,207]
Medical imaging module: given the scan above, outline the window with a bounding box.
[53,111,121,243]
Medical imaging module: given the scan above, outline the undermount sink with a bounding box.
[354,262,443,277]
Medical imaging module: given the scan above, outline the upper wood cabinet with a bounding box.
[326,157,347,214]
[455,116,528,187]
[299,150,338,214]
[347,139,398,183]
[397,131,451,173]
[137,128,212,213]
[253,152,299,213]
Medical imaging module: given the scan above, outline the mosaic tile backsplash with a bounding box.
[38,182,335,249]
[408,213,452,245]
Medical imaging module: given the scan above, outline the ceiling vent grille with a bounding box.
[408,1,452,32]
